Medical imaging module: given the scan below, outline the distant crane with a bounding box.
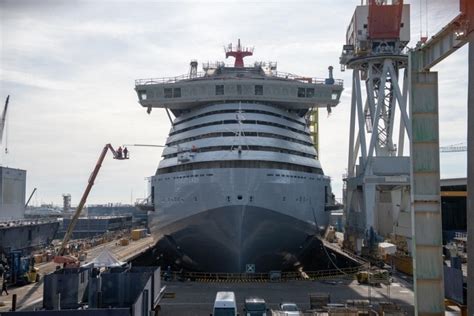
[55,144,129,264]
[440,142,467,152]
[25,188,37,208]
[0,95,10,154]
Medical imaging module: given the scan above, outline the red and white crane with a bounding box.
[54,144,129,265]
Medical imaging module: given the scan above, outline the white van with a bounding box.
[211,291,238,316]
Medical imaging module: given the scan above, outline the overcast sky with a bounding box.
[0,0,468,206]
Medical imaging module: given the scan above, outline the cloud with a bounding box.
[0,0,468,205]
[1,69,77,90]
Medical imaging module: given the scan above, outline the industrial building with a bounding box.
[441,178,467,243]
[0,166,59,255]
[0,167,26,220]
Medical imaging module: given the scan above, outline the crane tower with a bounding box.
[340,0,412,254]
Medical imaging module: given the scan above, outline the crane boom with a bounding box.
[56,143,127,257]
[25,188,37,208]
[0,95,10,144]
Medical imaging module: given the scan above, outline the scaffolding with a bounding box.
[309,108,319,159]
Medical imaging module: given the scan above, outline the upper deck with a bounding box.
[135,62,343,115]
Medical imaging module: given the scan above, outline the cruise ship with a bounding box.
[134,41,343,272]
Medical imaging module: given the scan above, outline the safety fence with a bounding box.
[161,265,365,283]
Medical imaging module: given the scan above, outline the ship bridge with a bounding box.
[135,62,343,116]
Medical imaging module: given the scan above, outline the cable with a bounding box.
[310,203,347,275]
[425,0,428,39]
[419,0,423,40]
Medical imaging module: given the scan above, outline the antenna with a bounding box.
[189,60,198,78]
[224,39,254,68]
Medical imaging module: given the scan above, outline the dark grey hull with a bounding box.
[150,205,333,272]
[0,221,60,254]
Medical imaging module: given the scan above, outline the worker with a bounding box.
[1,278,8,296]
[164,265,172,281]
[117,146,123,159]
[123,147,128,159]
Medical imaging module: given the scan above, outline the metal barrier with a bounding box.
[135,69,343,86]
[161,265,364,283]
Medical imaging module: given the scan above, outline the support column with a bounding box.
[467,31,474,316]
[409,51,445,315]
[363,183,376,234]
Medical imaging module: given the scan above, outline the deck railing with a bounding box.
[161,265,363,282]
[135,72,207,85]
[135,70,343,86]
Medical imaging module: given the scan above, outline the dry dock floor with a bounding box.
[158,273,414,316]
[0,236,154,312]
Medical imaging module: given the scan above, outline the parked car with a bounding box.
[279,302,302,315]
[244,297,269,315]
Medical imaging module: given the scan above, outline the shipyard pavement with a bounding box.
[158,273,414,315]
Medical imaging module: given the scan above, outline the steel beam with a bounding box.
[348,72,357,177]
[418,13,468,71]
[367,61,389,162]
[467,29,474,316]
[409,51,445,315]
[355,70,368,164]
[397,70,408,156]
[388,63,412,141]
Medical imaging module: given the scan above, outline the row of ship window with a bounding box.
[163,145,315,159]
[224,196,310,202]
[158,173,214,181]
[163,85,317,99]
[158,195,311,203]
[167,131,313,148]
[174,108,305,127]
[266,174,320,180]
[156,160,323,175]
[169,119,309,137]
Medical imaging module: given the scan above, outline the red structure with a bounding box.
[368,0,404,39]
[461,0,474,33]
[225,39,254,68]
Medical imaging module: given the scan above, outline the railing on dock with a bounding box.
[161,265,363,283]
